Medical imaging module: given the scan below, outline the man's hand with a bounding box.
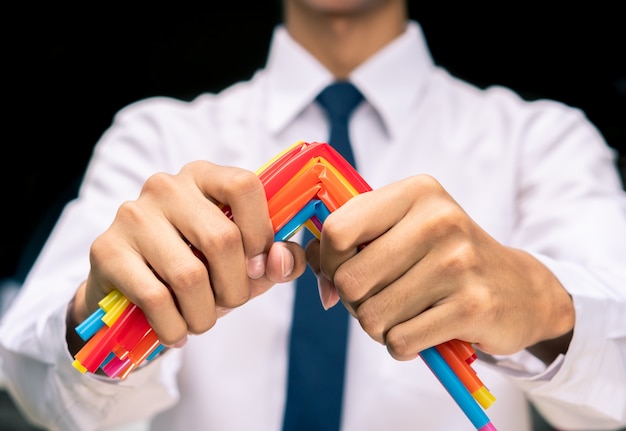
[68,161,307,354]
[306,174,575,363]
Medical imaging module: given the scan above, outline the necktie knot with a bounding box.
[316,81,363,122]
[315,81,363,168]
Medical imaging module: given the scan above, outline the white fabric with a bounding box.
[1,22,625,431]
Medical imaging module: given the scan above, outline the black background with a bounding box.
[3,4,625,280]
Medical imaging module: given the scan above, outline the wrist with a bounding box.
[518,250,575,363]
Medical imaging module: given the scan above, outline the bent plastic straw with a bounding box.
[72,141,497,430]
[421,347,496,431]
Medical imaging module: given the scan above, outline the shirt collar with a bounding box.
[265,21,435,140]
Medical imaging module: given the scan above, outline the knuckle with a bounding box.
[137,290,187,346]
[217,286,251,309]
[407,174,472,236]
[427,205,467,239]
[115,200,146,225]
[442,241,480,276]
[406,173,446,199]
[89,233,114,263]
[355,301,386,341]
[385,327,415,361]
[187,314,217,335]
[168,260,209,292]
[410,173,441,191]
[332,265,361,301]
[206,222,242,250]
[229,168,264,197]
[142,172,176,195]
[451,296,474,322]
[462,286,493,323]
[136,286,175,312]
[320,213,355,253]
[182,160,206,172]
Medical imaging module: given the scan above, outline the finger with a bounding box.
[213,241,307,316]
[183,161,274,263]
[318,273,341,310]
[354,252,452,344]
[317,190,416,308]
[154,242,219,336]
[259,241,307,290]
[384,301,469,361]
[112,195,226,336]
[319,183,414,279]
[304,238,340,310]
[316,189,413,313]
[320,175,456,279]
[89,232,190,348]
[321,175,466,304]
[181,162,274,299]
[149,163,270,307]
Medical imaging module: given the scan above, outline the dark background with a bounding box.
[1,5,625,430]
[3,4,625,281]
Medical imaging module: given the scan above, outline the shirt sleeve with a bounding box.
[477,94,626,429]
[482,256,626,430]
[0,301,182,431]
[0,98,194,431]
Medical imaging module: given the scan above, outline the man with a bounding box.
[1,1,625,430]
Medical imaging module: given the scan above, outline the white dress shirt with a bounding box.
[1,21,625,431]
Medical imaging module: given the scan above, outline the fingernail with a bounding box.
[317,273,335,311]
[247,253,267,279]
[172,336,188,349]
[281,246,294,278]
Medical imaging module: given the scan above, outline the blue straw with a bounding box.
[274,199,331,241]
[75,307,106,341]
[420,347,492,429]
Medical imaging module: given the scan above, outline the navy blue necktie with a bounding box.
[282,82,363,431]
